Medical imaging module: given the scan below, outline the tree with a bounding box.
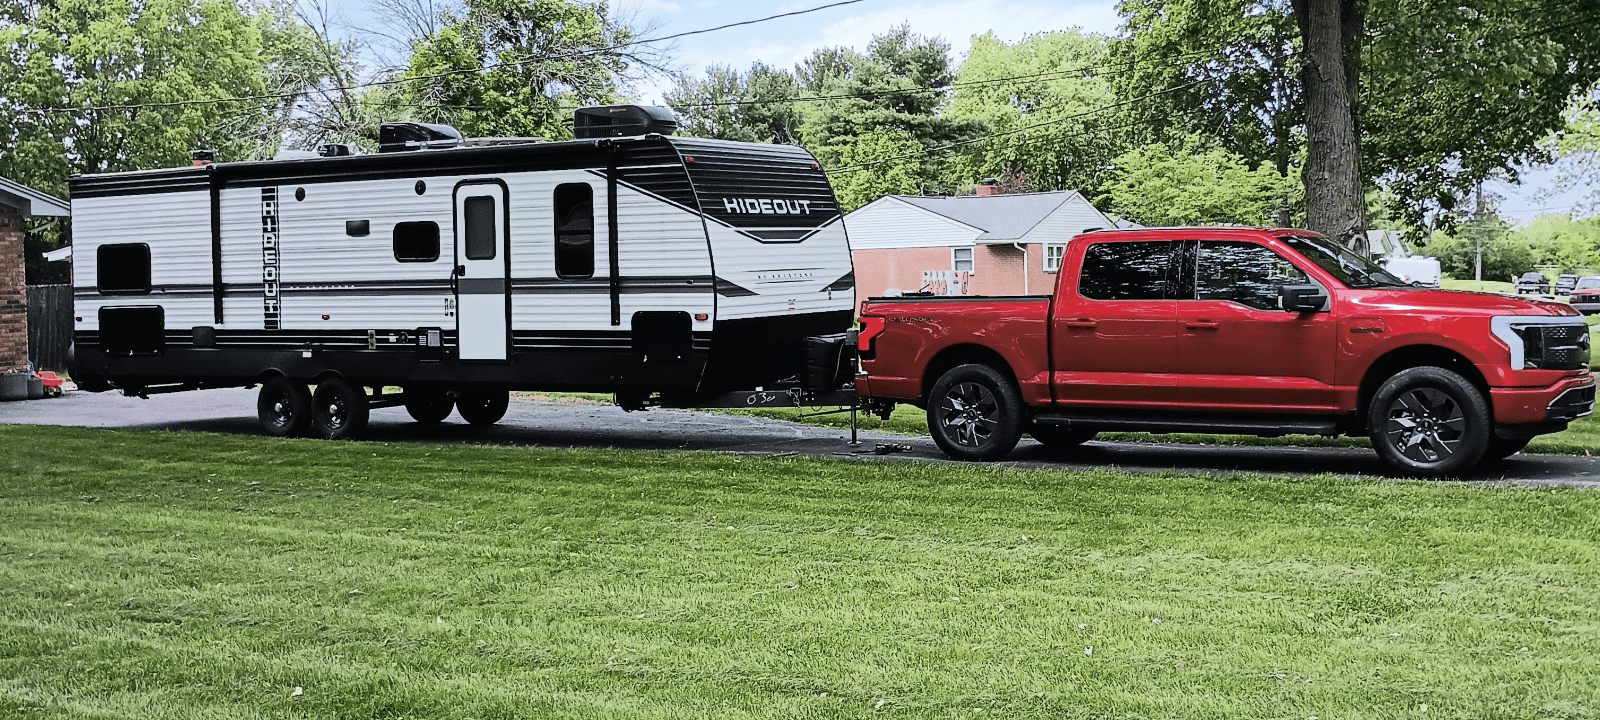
[942,31,1121,194]
[1097,137,1298,226]
[1290,0,1364,244]
[823,128,923,211]
[664,63,803,144]
[396,0,663,140]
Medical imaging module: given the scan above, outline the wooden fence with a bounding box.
[27,284,71,372]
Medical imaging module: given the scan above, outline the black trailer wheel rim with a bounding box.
[266,387,296,429]
[938,381,999,448]
[1385,387,1465,463]
[323,393,350,431]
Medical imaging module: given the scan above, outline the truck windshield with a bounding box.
[1279,235,1408,289]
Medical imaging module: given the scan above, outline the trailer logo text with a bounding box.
[262,187,280,330]
[722,198,814,215]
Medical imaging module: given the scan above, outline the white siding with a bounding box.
[842,196,982,250]
[1017,193,1112,245]
[72,190,212,332]
[706,219,855,321]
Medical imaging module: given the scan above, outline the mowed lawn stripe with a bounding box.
[1,425,1597,719]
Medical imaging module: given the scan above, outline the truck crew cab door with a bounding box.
[453,181,510,361]
[1172,240,1337,411]
[1050,238,1182,406]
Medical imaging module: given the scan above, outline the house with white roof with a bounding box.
[844,188,1114,308]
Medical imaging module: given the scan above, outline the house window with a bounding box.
[393,222,440,262]
[554,183,595,279]
[1044,243,1065,273]
[952,247,974,274]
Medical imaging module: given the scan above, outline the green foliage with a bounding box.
[664,63,802,144]
[941,31,1122,194]
[822,127,923,211]
[1513,213,1600,272]
[397,0,638,140]
[1098,137,1297,226]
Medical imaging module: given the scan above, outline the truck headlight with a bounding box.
[1509,322,1591,370]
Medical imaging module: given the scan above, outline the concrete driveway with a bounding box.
[2,388,1597,487]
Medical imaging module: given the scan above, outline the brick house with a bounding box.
[845,189,1112,308]
[0,176,71,375]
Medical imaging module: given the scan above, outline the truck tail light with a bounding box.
[858,316,886,359]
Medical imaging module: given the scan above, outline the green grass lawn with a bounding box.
[1440,278,1515,293]
[2,426,1599,718]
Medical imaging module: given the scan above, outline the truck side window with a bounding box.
[1196,241,1309,311]
[97,243,152,294]
[554,183,594,279]
[1078,241,1175,300]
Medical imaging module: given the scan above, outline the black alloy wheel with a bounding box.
[1368,367,1489,477]
[927,364,1023,462]
[403,388,455,424]
[457,389,510,426]
[311,377,370,440]
[257,377,311,437]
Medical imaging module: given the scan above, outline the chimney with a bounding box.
[975,177,1000,196]
[190,149,219,167]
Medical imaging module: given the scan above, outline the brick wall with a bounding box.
[0,212,26,373]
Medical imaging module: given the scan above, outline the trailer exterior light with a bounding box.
[695,313,708,321]
[322,314,330,320]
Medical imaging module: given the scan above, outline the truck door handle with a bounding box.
[1185,320,1219,330]
[1064,319,1098,329]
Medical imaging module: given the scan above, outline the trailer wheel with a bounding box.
[311,378,370,439]
[457,389,509,426]
[1030,424,1097,450]
[927,364,1023,462]
[257,378,312,437]
[1483,436,1530,462]
[403,388,454,424]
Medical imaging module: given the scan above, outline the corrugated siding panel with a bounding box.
[71,190,212,331]
[707,222,854,321]
[843,198,980,250]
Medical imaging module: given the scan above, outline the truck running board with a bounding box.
[1031,412,1342,438]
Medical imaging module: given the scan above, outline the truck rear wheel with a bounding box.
[311,378,370,440]
[457,389,509,426]
[257,378,311,437]
[927,364,1023,462]
[1368,367,1490,477]
[403,388,454,424]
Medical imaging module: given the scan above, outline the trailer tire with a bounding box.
[311,378,370,440]
[403,389,454,424]
[257,378,312,437]
[1030,424,1097,450]
[927,364,1023,462]
[1483,436,1530,462]
[457,389,509,426]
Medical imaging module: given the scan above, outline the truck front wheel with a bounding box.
[927,364,1023,462]
[1368,367,1490,477]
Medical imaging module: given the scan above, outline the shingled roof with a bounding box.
[894,191,1092,242]
[0,176,69,217]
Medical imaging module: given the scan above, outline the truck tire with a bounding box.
[403,388,454,424]
[257,377,312,437]
[927,364,1024,462]
[1367,367,1490,477]
[1031,425,1097,450]
[311,377,370,440]
[457,389,510,426]
[1483,437,1530,462]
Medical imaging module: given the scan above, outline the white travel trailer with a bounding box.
[70,106,857,438]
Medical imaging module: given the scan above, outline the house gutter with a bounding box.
[1012,242,1028,295]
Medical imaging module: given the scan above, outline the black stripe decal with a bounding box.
[457,278,506,294]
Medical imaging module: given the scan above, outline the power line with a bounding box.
[17,0,871,117]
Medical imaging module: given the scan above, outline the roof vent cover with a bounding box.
[573,105,678,139]
[379,122,464,152]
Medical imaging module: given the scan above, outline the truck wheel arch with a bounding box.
[1356,345,1491,428]
[920,344,1019,403]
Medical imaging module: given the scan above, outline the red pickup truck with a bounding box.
[854,227,1595,476]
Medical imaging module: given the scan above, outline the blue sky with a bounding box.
[329,0,1585,225]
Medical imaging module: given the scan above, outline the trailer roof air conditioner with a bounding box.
[379,122,464,152]
[573,105,678,139]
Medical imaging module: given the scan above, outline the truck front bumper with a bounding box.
[1570,301,1600,314]
[1491,374,1595,436]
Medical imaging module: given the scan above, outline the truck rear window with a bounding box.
[1079,241,1177,300]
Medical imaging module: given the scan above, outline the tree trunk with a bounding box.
[1292,0,1366,244]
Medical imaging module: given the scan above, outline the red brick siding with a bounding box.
[0,212,27,373]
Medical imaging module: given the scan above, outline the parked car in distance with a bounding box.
[1571,276,1600,315]
[1381,255,1442,288]
[1555,274,1580,295]
[1516,271,1551,295]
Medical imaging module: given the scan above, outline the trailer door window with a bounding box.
[463,196,497,260]
[97,243,151,294]
[554,183,594,279]
[393,221,440,262]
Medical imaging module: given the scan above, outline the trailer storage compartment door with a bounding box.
[454,181,510,361]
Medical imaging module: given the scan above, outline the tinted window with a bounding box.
[464,196,497,260]
[554,183,594,279]
[1196,241,1310,311]
[393,222,440,262]
[1078,241,1176,300]
[97,243,151,294]
[1281,235,1406,288]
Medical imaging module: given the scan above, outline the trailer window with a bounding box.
[463,196,497,260]
[393,222,440,262]
[97,243,151,294]
[554,183,594,279]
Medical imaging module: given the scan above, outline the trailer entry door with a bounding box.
[453,181,510,361]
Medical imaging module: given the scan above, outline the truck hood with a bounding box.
[1344,288,1580,317]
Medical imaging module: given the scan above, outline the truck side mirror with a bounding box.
[1280,284,1328,313]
